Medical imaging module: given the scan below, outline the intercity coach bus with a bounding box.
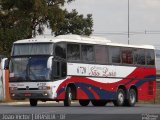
[9,35,156,107]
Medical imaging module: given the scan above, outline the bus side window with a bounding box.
[55,43,66,59]
[95,46,107,64]
[109,47,121,64]
[134,49,145,65]
[61,62,67,77]
[121,48,133,64]
[67,44,80,61]
[52,60,67,79]
[52,61,60,79]
[81,45,94,62]
[146,50,155,65]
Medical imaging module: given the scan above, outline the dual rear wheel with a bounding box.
[113,88,137,107]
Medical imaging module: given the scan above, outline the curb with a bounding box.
[0,101,58,105]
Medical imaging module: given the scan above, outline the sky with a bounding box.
[65,0,160,48]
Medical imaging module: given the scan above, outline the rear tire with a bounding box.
[127,89,137,107]
[113,89,125,106]
[79,100,90,106]
[91,100,107,106]
[29,99,38,106]
[64,87,72,106]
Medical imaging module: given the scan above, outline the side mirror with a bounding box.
[1,58,9,70]
[47,56,53,69]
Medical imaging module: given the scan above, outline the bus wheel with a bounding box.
[79,100,90,106]
[113,89,125,106]
[91,100,107,106]
[127,89,136,107]
[29,99,38,106]
[64,87,72,106]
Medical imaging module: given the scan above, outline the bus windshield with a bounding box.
[12,43,53,56]
[9,56,51,81]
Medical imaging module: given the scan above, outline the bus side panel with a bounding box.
[56,66,156,101]
[56,91,65,100]
[56,77,117,100]
[138,80,156,101]
[137,67,156,101]
[76,88,89,100]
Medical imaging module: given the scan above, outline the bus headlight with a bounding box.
[11,93,15,97]
[10,87,18,91]
[38,86,51,90]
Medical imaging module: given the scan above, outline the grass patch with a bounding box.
[155,88,160,104]
[0,99,28,103]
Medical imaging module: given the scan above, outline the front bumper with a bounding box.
[10,90,55,100]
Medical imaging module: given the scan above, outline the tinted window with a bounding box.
[13,43,53,56]
[81,45,94,62]
[134,49,145,65]
[146,50,155,65]
[61,62,67,77]
[10,57,51,81]
[95,46,107,64]
[67,44,80,61]
[52,61,60,79]
[109,47,121,63]
[121,48,133,64]
[29,57,50,80]
[55,43,66,59]
[52,61,67,79]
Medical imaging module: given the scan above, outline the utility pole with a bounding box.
[128,0,130,45]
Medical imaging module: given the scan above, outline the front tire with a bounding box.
[64,87,72,106]
[79,100,90,106]
[113,89,125,106]
[29,99,38,106]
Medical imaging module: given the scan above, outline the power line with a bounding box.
[128,0,130,45]
[93,31,160,36]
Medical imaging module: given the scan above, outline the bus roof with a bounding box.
[14,34,155,49]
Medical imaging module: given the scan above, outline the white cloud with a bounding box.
[144,0,160,8]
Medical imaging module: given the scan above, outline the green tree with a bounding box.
[53,9,93,36]
[0,0,93,56]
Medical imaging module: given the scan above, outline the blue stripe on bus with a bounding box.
[57,75,156,99]
[135,75,156,88]
[56,83,96,99]
[57,87,65,97]
[76,83,95,99]
[76,82,116,100]
[91,86,116,100]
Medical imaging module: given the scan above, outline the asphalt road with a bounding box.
[0,102,160,120]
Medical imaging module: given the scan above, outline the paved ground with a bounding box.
[0,102,159,120]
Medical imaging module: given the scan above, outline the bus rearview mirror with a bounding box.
[1,58,9,70]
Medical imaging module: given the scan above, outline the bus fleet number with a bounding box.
[37,82,46,86]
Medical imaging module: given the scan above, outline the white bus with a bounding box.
[9,35,156,107]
